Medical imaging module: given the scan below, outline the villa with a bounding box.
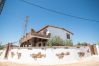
[0,26,99,65]
[20,25,73,47]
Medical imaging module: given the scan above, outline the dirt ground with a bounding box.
[0,61,99,66]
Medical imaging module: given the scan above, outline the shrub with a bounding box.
[0,52,3,56]
[77,42,88,46]
[47,36,64,46]
[64,40,73,46]
[47,36,73,46]
[0,44,4,50]
[96,42,99,45]
[0,47,4,50]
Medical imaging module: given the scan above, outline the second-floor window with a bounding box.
[67,33,70,39]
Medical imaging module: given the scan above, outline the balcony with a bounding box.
[20,32,50,43]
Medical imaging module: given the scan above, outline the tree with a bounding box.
[96,42,99,45]
[47,36,73,46]
[77,42,88,46]
[64,40,73,46]
[47,36,64,46]
[0,43,4,50]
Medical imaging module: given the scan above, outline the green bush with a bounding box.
[47,36,73,46]
[0,46,4,50]
[96,42,99,45]
[64,40,73,46]
[47,36,64,46]
[77,42,88,46]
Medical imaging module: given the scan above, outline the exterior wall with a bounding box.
[88,45,98,55]
[96,45,99,55]
[0,46,91,65]
[40,27,73,40]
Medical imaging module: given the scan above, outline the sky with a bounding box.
[0,0,99,45]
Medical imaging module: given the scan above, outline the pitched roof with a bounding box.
[37,25,73,35]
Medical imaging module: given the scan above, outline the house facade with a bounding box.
[20,25,73,47]
[37,25,73,41]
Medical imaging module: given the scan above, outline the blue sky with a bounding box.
[0,0,99,45]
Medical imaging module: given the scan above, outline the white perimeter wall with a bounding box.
[0,46,91,65]
[96,45,99,55]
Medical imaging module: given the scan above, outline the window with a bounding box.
[67,34,70,39]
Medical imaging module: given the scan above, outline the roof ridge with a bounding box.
[37,25,73,35]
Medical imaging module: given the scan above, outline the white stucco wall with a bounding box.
[96,45,99,55]
[46,27,73,40]
[0,46,91,65]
